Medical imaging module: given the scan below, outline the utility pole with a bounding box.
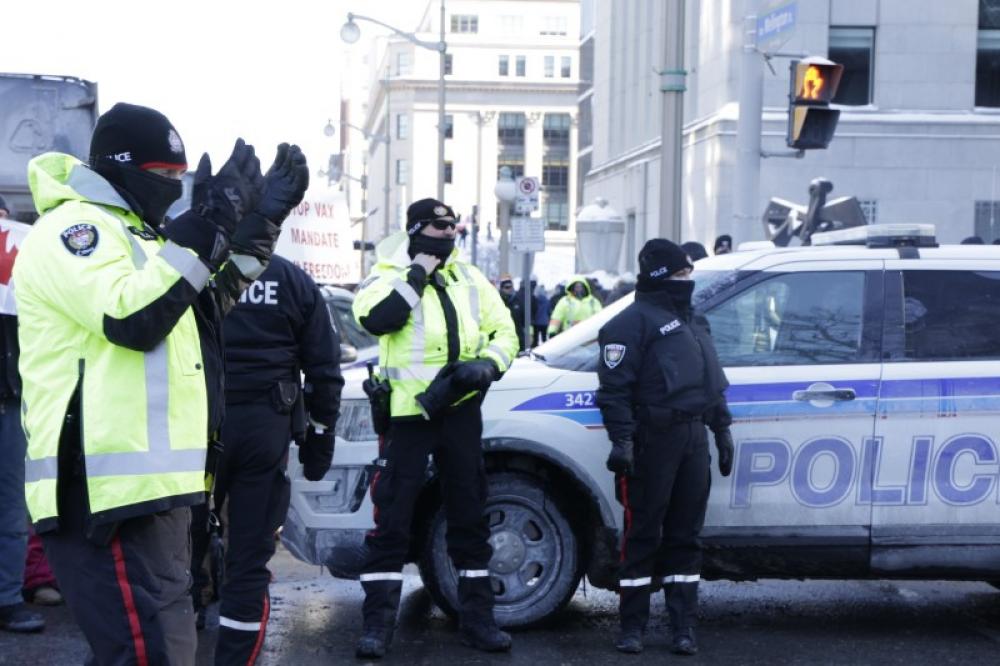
[437,0,447,200]
[658,0,686,241]
[734,0,763,229]
[383,67,392,239]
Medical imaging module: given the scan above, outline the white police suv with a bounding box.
[282,224,1000,627]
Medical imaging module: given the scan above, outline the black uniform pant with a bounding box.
[361,398,493,631]
[213,397,292,666]
[616,420,710,633]
[43,474,196,666]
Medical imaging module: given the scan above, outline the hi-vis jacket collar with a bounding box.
[28,152,133,216]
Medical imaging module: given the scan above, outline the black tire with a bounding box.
[418,472,581,628]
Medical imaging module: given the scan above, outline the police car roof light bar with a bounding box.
[811,223,937,248]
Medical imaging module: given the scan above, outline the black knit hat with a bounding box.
[406,198,456,236]
[714,234,733,254]
[88,103,187,171]
[638,238,693,282]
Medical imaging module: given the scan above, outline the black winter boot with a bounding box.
[460,617,512,652]
[614,627,644,654]
[356,624,394,659]
[358,578,402,658]
[671,627,698,656]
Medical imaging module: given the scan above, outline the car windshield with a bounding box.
[325,295,377,350]
[533,270,736,372]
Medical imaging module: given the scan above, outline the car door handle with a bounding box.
[792,388,856,402]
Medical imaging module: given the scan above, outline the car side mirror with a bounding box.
[340,343,358,364]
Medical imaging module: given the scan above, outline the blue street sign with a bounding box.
[757,2,797,49]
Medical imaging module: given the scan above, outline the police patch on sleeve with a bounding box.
[603,343,626,369]
[60,224,99,257]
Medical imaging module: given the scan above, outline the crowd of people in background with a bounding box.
[494,234,736,348]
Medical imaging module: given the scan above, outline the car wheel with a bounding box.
[418,472,581,628]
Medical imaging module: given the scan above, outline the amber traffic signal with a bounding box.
[787,57,844,150]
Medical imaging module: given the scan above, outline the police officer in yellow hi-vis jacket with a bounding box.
[14,103,306,666]
[352,198,519,659]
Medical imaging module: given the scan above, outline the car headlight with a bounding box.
[336,399,378,442]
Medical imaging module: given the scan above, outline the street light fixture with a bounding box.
[339,3,448,201]
[340,16,361,44]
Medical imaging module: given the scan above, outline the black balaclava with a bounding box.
[406,197,457,263]
[89,103,187,226]
[637,238,695,310]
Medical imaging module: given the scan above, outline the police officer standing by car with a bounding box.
[210,250,344,665]
[14,102,298,665]
[352,198,519,659]
[596,239,734,656]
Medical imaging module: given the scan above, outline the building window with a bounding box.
[444,114,454,139]
[444,53,453,76]
[543,113,571,157]
[977,1,1000,107]
[396,51,412,76]
[560,56,572,78]
[975,200,1000,241]
[516,55,526,77]
[497,112,526,160]
[444,161,453,184]
[500,15,523,36]
[396,159,408,185]
[544,56,555,78]
[858,199,878,224]
[450,14,478,33]
[396,114,409,140]
[542,163,569,189]
[498,55,509,76]
[829,27,874,105]
[540,16,568,36]
[542,162,569,231]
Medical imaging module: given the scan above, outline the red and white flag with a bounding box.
[0,220,30,315]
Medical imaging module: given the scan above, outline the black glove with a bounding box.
[192,140,263,234]
[256,143,309,224]
[451,359,499,393]
[161,208,231,272]
[713,428,734,477]
[299,425,334,482]
[228,212,281,279]
[606,438,634,475]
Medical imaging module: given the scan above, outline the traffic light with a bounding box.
[786,56,844,150]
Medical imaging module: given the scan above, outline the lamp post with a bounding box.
[494,166,517,276]
[323,118,390,239]
[341,2,448,201]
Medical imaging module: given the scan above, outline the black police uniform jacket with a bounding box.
[596,288,732,444]
[223,254,344,431]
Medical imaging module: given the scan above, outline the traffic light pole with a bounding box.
[734,1,763,229]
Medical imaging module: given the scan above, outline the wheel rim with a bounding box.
[437,492,564,615]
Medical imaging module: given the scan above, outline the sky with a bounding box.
[3,0,427,175]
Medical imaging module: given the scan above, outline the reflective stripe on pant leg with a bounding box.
[618,475,631,563]
[662,574,700,583]
[618,577,652,588]
[247,593,270,666]
[458,570,490,578]
[110,535,150,666]
[359,572,404,582]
